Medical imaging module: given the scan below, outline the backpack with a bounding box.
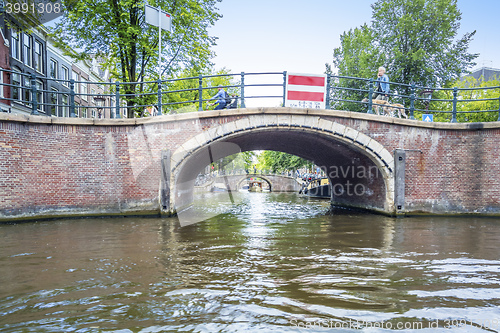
[224,91,231,105]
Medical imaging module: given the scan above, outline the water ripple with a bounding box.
[1,194,500,332]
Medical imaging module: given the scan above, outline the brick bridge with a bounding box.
[1,107,499,222]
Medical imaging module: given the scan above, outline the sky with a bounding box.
[208,0,500,106]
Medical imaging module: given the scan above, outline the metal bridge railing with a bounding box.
[327,74,500,122]
[0,68,498,122]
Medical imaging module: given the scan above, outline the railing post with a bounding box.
[157,79,162,116]
[451,87,458,123]
[198,74,203,111]
[282,71,287,107]
[115,82,121,118]
[367,78,374,114]
[240,72,246,108]
[30,74,39,115]
[69,79,76,117]
[325,73,331,110]
[410,84,416,120]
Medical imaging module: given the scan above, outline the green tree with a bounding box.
[372,0,477,89]
[162,67,237,114]
[212,152,256,173]
[422,76,500,122]
[257,151,312,174]
[329,0,478,111]
[327,24,386,112]
[53,0,222,118]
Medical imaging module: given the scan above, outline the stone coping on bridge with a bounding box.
[2,108,500,131]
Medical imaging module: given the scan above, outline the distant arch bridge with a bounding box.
[196,173,302,193]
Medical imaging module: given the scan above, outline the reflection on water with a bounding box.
[1,192,500,332]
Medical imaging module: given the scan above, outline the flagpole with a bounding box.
[158,5,161,80]
[145,4,171,80]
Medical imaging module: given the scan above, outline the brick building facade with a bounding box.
[0,16,113,117]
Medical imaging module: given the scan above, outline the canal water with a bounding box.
[1,192,500,332]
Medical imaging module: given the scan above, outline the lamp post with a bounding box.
[94,95,106,118]
[420,89,434,110]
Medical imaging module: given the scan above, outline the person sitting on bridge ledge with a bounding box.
[373,66,390,102]
[208,86,227,110]
[227,94,239,109]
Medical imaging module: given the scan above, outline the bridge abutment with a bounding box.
[160,149,172,215]
[394,149,406,212]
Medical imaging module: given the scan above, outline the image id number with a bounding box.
[5,0,61,14]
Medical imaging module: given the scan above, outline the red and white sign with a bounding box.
[285,73,327,109]
[145,4,172,32]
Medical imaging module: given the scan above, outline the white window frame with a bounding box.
[75,101,80,117]
[0,70,3,98]
[50,88,58,116]
[36,79,43,111]
[50,59,58,79]
[23,74,31,105]
[11,68,21,101]
[81,77,88,101]
[62,66,69,87]
[62,94,69,117]
[34,41,43,73]
[11,29,20,60]
[72,70,79,93]
[23,33,32,67]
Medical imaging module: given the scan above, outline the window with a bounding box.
[50,59,58,79]
[0,71,4,98]
[11,29,20,60]
[121,100,127,118]
[91,88,97,118]
[50,89,58,116]
[61,66,69,86]
[36,80,43,111]
[81,77,88,101]
[61,94,69,117]
[34,41,43,73]
[11,69,21,100]
[72,71,79,93]
[23,33,32,67]
[23,75,31,104]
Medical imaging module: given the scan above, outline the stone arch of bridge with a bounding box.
[170,115,395,214]
[236,175,273,192]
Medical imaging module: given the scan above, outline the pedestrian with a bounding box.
[208,86,227,110]
[372,67,390,102]
[227,94,238,109]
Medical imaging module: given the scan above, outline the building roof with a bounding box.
[465,67,500,82]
